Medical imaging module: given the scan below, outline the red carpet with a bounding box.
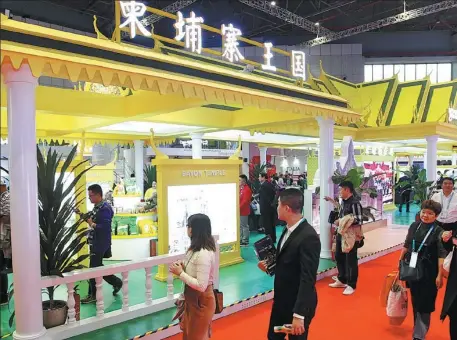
[168,251,450,340]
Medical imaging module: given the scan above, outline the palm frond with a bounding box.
[249,163,266,194]
[144,164,157,191]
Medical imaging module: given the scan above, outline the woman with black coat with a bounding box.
[398,200,448,340]
[441,229,457,340]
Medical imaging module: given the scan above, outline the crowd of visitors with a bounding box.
[1,168,455,340]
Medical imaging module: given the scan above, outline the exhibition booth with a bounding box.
[0,3,456,339]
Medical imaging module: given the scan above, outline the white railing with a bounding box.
[41,236,220,340]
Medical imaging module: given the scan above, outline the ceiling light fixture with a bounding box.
[270,1,276,6]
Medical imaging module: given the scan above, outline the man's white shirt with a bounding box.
[279,219,302,251]
[431,190,457,223]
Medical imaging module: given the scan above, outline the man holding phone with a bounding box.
[258,188,321,339]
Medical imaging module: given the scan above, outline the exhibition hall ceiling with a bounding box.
[1,0,455,46]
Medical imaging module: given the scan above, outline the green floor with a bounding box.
[391,203,419,226]
[0,228,334,339]
[1,208,417,339]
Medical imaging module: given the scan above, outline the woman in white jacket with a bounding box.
[170,214,216,340]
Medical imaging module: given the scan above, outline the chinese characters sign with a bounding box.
[119,1,151,39]
[119,1,306,79]
[221,24,244,63]
[174,11,204,54]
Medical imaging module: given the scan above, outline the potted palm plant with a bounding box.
[143,164,157,192]
[9,145,91,329]
[395,167,435,222]
[248,163,266,195]
[329,166,380,221]
[38,145,92,328]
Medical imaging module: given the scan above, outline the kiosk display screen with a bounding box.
[167,183,237,254]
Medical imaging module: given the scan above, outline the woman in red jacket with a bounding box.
[239,175,253,246]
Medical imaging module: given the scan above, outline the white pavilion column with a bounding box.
[190,133,203,159]
[452,153,457,166]
[317,117,335,259]
[2,64,47,339]
[241,142,250,176]
[134,140,144,197]
[409,155,414,167]
[259,146,267,165]
[425,135,438,181]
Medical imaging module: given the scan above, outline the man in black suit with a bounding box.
[259,188,321,339]
[259,172,278,242]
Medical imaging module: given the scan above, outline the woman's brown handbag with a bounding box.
[214,289,224,314]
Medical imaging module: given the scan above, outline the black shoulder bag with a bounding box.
[399,223,434,282]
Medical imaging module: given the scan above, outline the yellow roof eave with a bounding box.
[0,16,360,124]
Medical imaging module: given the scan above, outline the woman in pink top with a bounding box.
[170,214,216,340]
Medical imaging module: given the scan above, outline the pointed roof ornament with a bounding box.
[229,135,242,160]
[149,129,169,160]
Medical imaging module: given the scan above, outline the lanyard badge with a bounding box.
[410,224,434,268]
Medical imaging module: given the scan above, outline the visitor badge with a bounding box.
[410,252,418,268]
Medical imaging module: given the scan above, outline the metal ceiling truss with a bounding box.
[301,0,457,46]
[238,0,333,35]
[140,0,199,26]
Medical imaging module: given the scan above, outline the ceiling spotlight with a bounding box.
[315,22,320,26]
[270,1,276,6]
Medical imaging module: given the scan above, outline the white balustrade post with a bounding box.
[167,266,174,298]
[452,153,457,166]
[145,267,153,305]
[95,277,104,317]
[426,135,438,182]
[213,235,220,290]
[317,117,335,259]
[134,140,144,197]
[66,283,76,324]
[2,63,47,340]
[121,272,129,311]
[190,133,204,159]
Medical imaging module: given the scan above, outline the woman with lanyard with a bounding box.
[399,200,449,340]
[431,177,457,232]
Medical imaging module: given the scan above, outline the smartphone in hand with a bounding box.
[274,325,293,334]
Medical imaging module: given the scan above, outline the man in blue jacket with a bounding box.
[81,184,122,304]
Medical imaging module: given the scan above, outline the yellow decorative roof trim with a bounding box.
[0,45,360,123]
[356,122,457,142]
[0,16,346,105]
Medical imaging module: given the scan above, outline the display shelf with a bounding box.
[112,234,157,239]
[115,213,156,217]
[112,213,158,239]
[113,194,142,198]
[111,237,155,261]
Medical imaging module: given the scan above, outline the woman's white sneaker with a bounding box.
[329,279,347,288]
[343,286,355,295]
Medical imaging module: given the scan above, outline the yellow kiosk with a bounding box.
[151,132,243,281]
